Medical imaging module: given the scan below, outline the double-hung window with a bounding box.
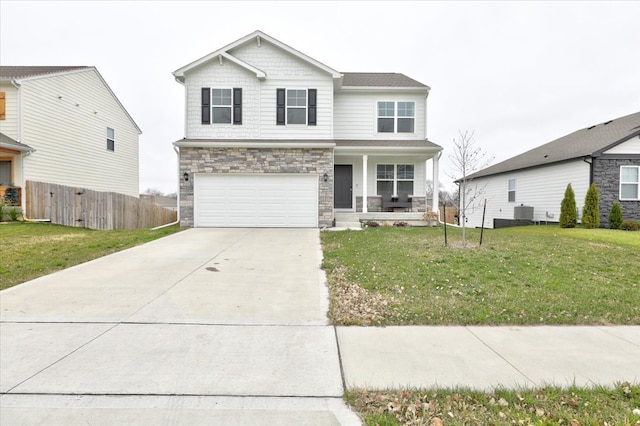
[276,88,317,125]
[377,101,415,133]
[508,179,516,202]
[620,166,639,200]
[201,88,242,125]
[107,127,115,151]
[376,164,414,195]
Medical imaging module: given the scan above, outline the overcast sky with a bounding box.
[2,1,639,194]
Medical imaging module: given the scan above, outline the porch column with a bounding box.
[362,154,368,213]
[431,153,440,212]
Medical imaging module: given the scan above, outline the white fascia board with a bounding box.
[10,67,93,83]
[220,52,266,79]
[174,140,336,149]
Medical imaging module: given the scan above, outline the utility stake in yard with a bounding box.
[480,198,487,246]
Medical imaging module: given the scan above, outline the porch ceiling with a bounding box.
[334,139,441,158]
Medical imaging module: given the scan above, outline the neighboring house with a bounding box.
[462,111,640,229]
[173,30,442,228]
[0,66,141,211]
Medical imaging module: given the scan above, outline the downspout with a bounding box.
[152,145,181,230]
[583,156,594,184]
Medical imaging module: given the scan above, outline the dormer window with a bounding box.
[377,101,415,133]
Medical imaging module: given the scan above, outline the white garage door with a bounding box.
[194,174,318,228]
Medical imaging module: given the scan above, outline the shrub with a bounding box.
[560,184,577,228]
[0,202,5,221]
[581,183,600,229]
[620,220,639,231]
[393,221,409,227]
[609,201,624,229]
[7,207,23,221]
[365,221,380,228]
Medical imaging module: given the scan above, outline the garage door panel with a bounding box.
[195,174,318,228]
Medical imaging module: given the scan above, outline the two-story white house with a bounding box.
[173,31,442,228]
[0,66,141,211]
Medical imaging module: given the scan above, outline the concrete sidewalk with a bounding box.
[337,326,640,391]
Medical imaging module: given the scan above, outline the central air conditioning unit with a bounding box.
[514,205,534,220]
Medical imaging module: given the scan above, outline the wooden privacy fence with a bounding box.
[26,181,177,230]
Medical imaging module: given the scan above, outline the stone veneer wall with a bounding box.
[593,157,640,226]
[355,196,427,212]
[179,147,334,228]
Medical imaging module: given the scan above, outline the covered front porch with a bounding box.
[0,132,34,206]
[332,140,442,223]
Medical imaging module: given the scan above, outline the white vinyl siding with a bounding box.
[604,135,640,154]
[464,160,590,228]
[0,83,19,139]
[194,174,318,227]
[19,69,139,197]
[334,91,426,140]
[185,44,333,140]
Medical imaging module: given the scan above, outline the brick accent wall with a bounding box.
[593,157,640,226]
[179,146,333,228]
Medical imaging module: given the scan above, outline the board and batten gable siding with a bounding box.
[333,90,426,140]
[464,160,590,229]
[185,60,260,139]
[185,39,334,140]
[603,135,640,154]
[0,83,19,140]
[20,69,139,197]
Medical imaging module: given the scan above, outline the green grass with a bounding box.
[0,222,180,290]
[346,383,640,425]
[321,225,640,326]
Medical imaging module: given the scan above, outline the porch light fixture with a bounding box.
[323,173,328,182]
[183,172,189,182]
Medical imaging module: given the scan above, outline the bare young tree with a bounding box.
[447,130,493,246]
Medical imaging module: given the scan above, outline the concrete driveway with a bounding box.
[0,228,360,425]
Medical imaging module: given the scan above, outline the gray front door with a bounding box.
[334,165,352,209]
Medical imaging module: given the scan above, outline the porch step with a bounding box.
[334,213,362,230]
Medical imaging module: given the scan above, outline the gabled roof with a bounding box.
[173,30,342,82]
[0,66,90,81]
[341,72,429,89]
[467,111,640,180]
[0,132,35,152]
[1,66,141,134]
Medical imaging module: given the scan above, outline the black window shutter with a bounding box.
[308,89,317,126]
[276,88,286,125]
[201,88,210,124]
[233,88,242,125]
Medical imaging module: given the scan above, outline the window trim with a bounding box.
[620,165,640,200]
[211,88,233,124]
[107,127,115,152]
[201,87,242,125]
[376,101,415,134]
[276,88,317,126]
[508,179,516,202]
[376,163,415,196]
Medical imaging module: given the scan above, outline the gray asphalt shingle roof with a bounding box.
[467,111,640,179]
[341,72,428,88]
[0,66,90,80]
[0,132,34,152]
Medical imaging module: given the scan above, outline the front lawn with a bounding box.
[321,225,640,326]
[0,222,180,290]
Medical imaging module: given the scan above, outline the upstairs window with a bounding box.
[377,101,415,133]
[508,179,516,202]
[376,164,414,195]
[107,127,115,151]
[201,88,242,125]
[620,166,639,200]
[276,88,317,126]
